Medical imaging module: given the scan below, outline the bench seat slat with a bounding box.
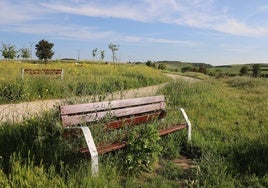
[61,103,166,127]
[60,95,165,115]
[159,124,187,136]
[79,124,187,155]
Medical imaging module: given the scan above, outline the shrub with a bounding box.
[240,66,249,76]
[252,64,261,78]
[123,124,162,176]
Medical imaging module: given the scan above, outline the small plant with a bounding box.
[123,124,162,176]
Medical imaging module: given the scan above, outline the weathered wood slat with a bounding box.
[61,103,166,127]
[22,68,64,79]
[159,124,187,136]
[24,69,63,74]
[60,95,165,115]
[106,112,164,130]
[79,124,187,155]
[80,142,127,155]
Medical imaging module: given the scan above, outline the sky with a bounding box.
[1,0,268,65]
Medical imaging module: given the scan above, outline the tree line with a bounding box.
[1,40,119,64]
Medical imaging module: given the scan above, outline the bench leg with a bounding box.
[67,126,99,176]
[180,108,192,142]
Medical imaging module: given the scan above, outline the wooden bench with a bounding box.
[21,68,64,79]
[59,95,192,175]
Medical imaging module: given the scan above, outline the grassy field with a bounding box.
[0,61,268,187]
[0,60,170,104]
[159,61,268,76]
[161,77,268,187]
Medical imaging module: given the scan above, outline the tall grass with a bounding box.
[0,61,170,104]
[0,106,187,187]
[161,76,268,187]
[1,61,268,186]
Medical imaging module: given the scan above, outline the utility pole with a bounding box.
[29,42,33,60]
[77,50,80,61]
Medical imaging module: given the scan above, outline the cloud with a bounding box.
[0,1,50,24]
[1,0,268,39]
[2,21,199,47]
[41,1,149,22]
[144,37,201,46]
[40,0,268,37]
[2,23,117,41]
[214,18,268,37]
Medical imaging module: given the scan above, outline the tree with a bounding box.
[35,39,54,63]
[158,63,166,70]
[108,42,119,63]
[20,48,31,59]
[181,66,192,73]
[145,60,156,68]
[100,50,105,61]
[145,60,153,67]
[239,66,249,76]
[252,64,261,78]
[92,48,98,60]
[198,64,207,74]
[1,43,17,59]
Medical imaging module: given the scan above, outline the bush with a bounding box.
[240,66,249,76]
[157,64,166,70]
[123,124,162,176]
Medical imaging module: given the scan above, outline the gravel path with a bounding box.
[0,74,196,124]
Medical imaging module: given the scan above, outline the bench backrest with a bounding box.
[60,95,166,129]
[21,68,64,79]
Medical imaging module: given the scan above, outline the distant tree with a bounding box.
[239,66,249,76]
[198,64,207,74]
[108,42,119,63]
[252,64,261,78]
[35,39,54,63]
[145,60,156,68]
[181,66,192,73]
[158,63,166,70]
[1,43,17,59]
[20,48,31,59]
[146,60,153,67]
[100,50,105,61]
[92,48,98,60]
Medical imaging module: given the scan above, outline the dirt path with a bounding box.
[0,74,196,124]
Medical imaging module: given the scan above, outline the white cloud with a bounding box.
[0,1,50,24]
[214,18,268,37]
[1,0,268,39]
[144,37,201,46]
[2,23,117,41]
[40,0,268,37]
[41,1,149,22]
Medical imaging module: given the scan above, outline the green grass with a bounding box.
[161,76,268,187]
[210,63,268,75]
[0,61,170,104]
[0,62,268,187]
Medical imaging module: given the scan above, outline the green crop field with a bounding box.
[0,61,268,187]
